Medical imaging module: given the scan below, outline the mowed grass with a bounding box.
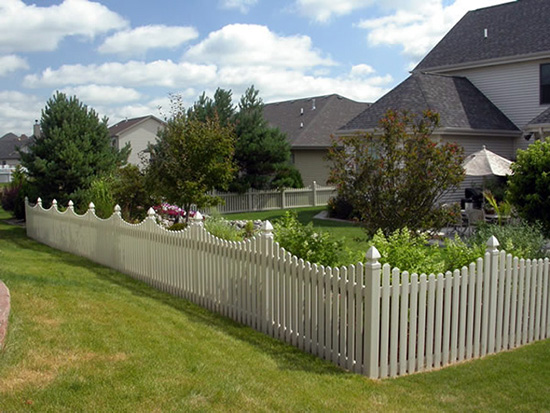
[1,208,550,411]
[225,206,370,252]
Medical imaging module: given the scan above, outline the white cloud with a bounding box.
[294,0,375,23]
[0,55,29,76]
[24,60,218,88]
[0,91,43,135]
[184,24,335,69]
[220,0,258,13]
[350,64,376,77]
[98,25,199,56]
[60,85,142,105]
[0,0,128,53]
[357,0,510,61]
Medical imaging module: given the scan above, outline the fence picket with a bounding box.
[25,200,550,380]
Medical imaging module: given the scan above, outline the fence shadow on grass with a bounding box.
[0,221,348,377]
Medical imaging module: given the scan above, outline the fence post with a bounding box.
[261,221,274,335]
[68,200,74,212]
[363,246,381,378]
[486,236,500,354]
[52,199,58,210]
[281,189,286,209]
[37,197,42,208]
[312,181,318,207]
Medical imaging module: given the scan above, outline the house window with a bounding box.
[540,64,550,104]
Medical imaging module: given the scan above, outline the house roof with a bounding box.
[109,115,165,137]
[414,0,550,72]
[527,107,550,126]
[340,73,519,133]
[263,94,370,149]
[0,133,30,160]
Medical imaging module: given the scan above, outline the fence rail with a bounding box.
[25,198,550,378]
[204,182,336,214]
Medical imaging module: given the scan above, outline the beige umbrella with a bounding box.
[462,146,513,176]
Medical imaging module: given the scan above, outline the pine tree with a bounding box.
[232,85,302,191]
[20,92,129,208]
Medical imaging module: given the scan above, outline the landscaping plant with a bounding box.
[328,109,464,236]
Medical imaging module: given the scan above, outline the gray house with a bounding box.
[340,0,550,201]
[263,94,370,186]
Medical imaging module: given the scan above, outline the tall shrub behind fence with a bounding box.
[25,198,550,378]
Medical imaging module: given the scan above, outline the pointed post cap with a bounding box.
[366,246,381,263]
[147,207,156,218]
[52,199,57,208]
[114,204,121,216]
[486,235,500,252]
[37,197,42,206]
[68,200,74,210]
[190,211,203,225]
[261,220,273,236]
[88,202,95,213]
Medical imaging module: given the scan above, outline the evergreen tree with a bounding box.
[20,92,129,208]
[187,88,235,127]
[232,85,302,192]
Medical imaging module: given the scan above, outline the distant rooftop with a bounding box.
[109,115,164,137]
[263,94,370,148]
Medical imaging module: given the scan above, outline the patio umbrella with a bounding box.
[462,146,513,176]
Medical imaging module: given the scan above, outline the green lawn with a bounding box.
[1,207,550,411]
[225,206,370,252]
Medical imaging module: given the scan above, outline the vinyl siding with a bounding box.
[118,119,163,166]
[443,59,550,130]
[292,149,330,186]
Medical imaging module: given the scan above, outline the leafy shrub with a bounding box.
[1,166,28,219]
[326,195,358,220]
[273,211,358,267]
[369,228,445,274]
[167,223,187,231]
[507,139,550,235]
[205,214,244,241]
[469,221,548,259]
[443,235,485,271]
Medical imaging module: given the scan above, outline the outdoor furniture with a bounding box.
[464,208,485,235]
[462,146,513,176]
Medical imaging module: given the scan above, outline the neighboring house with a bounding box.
[0,132,31,167]
[263,94,370,186]
[0,132,31,183]
[109,115,165,166]
[340,0,550,202]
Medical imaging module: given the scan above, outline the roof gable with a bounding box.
[109,115,165,137]
[263,94,370,148]
[340,73,519,133]
[415,0,550,72]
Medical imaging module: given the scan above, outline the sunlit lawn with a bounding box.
[1,206,550,411]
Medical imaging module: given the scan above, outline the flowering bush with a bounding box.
[153,203,197,223]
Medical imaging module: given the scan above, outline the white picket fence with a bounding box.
[25,198,550,379]
[204,182,336,214]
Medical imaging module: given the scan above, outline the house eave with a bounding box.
[437,127,521,137]
[415,51,550,74]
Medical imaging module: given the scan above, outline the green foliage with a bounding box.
[187,88,235,127]
[145,94,237,222]
[370,228,445,274]
[507,138,550,235]
[328,109,465,236]
[443,235,486,272]
[0,166,28,219]
[470,221,548,260]
[167,222,187,231]
[273,211,359,267]
[204,214,244,241]
[112,164,153,222]
[20,92,129,208]
[483,190,512,225]
[231,86,302,191]
[81,176,115,218]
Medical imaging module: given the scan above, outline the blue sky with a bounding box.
[1,0,510,135]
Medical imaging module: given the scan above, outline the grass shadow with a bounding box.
[0,220,350,377]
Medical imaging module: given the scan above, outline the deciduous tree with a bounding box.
[145,95,236,222]
[328,109,464,236]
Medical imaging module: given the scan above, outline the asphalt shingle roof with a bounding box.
[415,0,550,72]
[528,107,550,125]
[340,73,519,132]
[109,115,164,137]
[262,94,370,148]
[0,133,30,160]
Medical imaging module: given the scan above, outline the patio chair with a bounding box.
[465,208,485,235]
